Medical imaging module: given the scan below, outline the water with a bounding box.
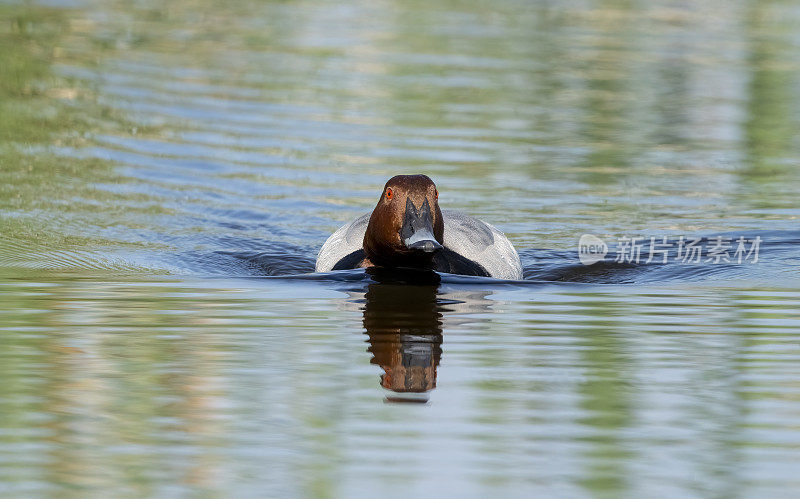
[1,0,800,496]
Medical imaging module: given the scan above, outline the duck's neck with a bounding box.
[363,232,436,270]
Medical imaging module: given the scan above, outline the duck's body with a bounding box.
[316,210,522,279]
[315,175,522,280]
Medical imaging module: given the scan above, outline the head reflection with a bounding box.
[361,268,443,403]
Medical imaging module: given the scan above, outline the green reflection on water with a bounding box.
[0,4,164,268]
[744,1,798,177]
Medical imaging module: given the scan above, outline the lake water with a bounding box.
[1,0,800,496]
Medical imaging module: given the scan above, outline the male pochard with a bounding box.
[316,175,522,280]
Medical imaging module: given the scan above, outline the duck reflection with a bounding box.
[358,268,492,403]
[364,280,442,402]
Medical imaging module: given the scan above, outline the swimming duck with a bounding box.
[315,175,522,280]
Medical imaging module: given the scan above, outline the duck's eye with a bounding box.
[385,188,393,200]
[435,189,439,199]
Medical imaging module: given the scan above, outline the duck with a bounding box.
[315,175,523,280]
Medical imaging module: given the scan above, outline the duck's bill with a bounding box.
[400,197,442,253]
[404,228,442,252]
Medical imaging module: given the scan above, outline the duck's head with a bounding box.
[363,174,444,269]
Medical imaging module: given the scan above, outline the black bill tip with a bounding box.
[406,238,443,253]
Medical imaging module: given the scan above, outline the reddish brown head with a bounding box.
[363,175,444,269]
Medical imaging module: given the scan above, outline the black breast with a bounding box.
[431,248,490,277]
[331,249,368,270]
[332,247,489,277]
